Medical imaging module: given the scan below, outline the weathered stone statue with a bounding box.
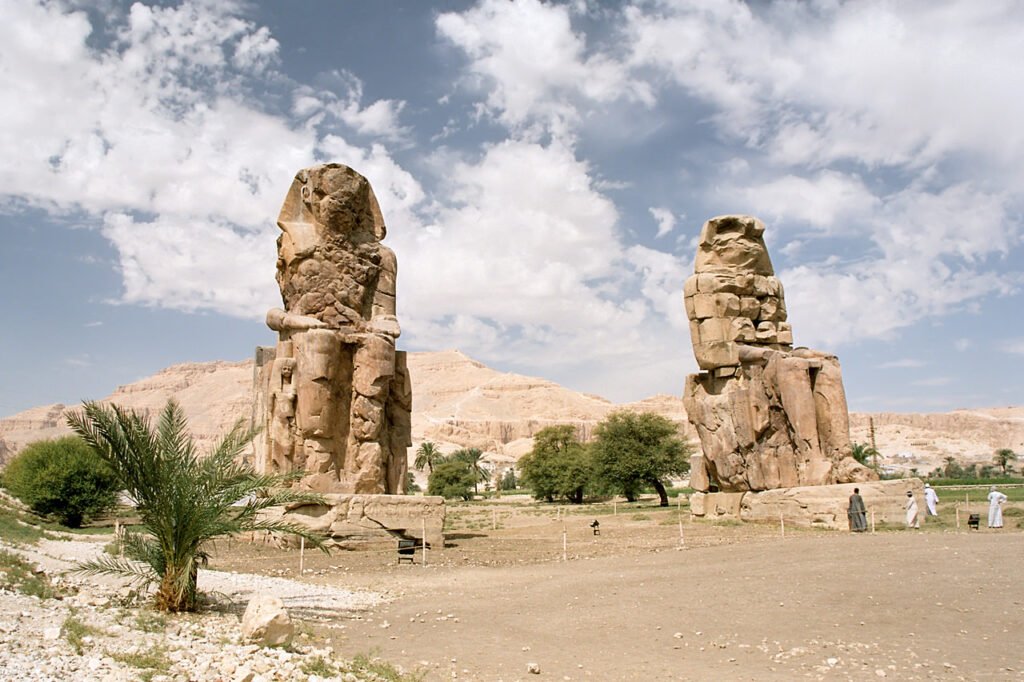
[254,164,412,494]
[683,215,874,492]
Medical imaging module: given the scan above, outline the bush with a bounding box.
[427,461,476,500]
[2,436,120,527]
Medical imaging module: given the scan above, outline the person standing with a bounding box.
[848,487,867,532]
[988,486,1008,528]
[924,483,939,516]
[905,491,920,529]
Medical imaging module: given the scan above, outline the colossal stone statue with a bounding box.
[253,164,411,494]
[682,215,874,492]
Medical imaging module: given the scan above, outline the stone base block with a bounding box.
[263,494,445,549]
[689,491,744,518]
[742,479,924,530]
[691,479,925,531]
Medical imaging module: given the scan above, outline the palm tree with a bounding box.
[993,448,1018,476]
[851,442,880,468]
[414,441,442,473]
[452,448,489,495]
[67,399,324,612]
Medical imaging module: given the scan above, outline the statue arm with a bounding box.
[266,308,327,332]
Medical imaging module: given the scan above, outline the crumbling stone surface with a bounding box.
[682,215,875,492]
[253,164,411,494]
[262,493,446,550]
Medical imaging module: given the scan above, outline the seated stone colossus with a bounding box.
[253,163,411,495]
[683,215,874,492]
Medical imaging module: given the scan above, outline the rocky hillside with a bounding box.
[1,351,1021,476]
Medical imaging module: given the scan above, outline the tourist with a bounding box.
[848,487,867,532]
[905,491,920,529]
[987,486,1008,529]
[924,483,939,516]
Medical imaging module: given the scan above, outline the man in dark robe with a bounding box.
[848,487,867,532]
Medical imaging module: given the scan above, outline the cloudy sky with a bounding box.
[2,0,1022,418]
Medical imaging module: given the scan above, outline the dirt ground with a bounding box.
[209,499,1024,681]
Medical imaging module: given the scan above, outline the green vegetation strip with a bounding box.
[0,549,55,598]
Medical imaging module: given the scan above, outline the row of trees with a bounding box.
[415,412,691,506]
[513,412,690,506]
[931,449,1019,479]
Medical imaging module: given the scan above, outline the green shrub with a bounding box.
[427,461,476,500]
[2,436,120,527]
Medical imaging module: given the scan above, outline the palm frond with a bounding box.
[244,519,329,552]
[74,554,157,587]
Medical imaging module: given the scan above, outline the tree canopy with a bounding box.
[590,411,691,506]
[2,436,119,527]
[414,441,442,473]
[851,442,880,469]
[518,425,591,503]
[993,448,1018,475]
[450,448,489,494]
[427,460,476,500]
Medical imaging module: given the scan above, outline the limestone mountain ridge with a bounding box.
[1,351,1021,476]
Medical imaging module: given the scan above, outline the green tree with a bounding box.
[451,448,488,495]
[943,456,963,479]
[414,441,442,473]
[590,412,691,506]
[404,471,421,494]
[500,467,517,491]
[2,436,120,528]
[993,448,1018,476]
[518,425,591,503]
[67,400,324,612]
[427,460,475,500]
[851,442,880,468]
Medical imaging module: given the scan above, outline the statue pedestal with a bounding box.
[690,479,924,530]
[261,494,446,549]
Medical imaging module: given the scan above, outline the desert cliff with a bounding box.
[1,351,1020,476]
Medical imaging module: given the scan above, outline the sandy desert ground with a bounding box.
[205,497,1024,681]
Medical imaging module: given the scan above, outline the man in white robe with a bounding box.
[988,486,1008,528]
[905,491,920,528]
[924,483,939,516]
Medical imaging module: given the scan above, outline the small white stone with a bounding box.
[527,662,540,674]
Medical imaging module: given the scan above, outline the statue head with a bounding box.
[275,163,387,271]
[694,215,774,276]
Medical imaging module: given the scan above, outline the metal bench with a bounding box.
[397,539,419,563]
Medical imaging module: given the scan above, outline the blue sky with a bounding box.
[1,0,1022,418]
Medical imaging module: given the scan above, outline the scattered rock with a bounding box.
[241,595,294,648]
